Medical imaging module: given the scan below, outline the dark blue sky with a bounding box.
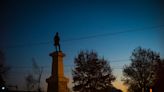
[1,0,164,91]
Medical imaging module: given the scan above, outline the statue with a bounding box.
[54,32,61,52]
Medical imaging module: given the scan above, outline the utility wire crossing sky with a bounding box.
[1,0,164,92]
[3,24,164,49]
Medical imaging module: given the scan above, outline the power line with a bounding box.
[11,65,124,69]
[11,59,129,69]
[62,25,164,42]
[3,24,164,49]
[9,59,129,74]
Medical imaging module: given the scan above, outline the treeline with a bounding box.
[0,46,163,92]
[72,47,164,92]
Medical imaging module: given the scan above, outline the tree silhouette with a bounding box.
[25,74,36,91]
[154,59,164,92]
[72,51,115,92]
[25,58,43,92]
[122,47,160,92]
[0,50,10,91]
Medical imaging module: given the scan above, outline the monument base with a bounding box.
[46,75,69,92]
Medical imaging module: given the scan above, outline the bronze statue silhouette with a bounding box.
[54,32,61,52]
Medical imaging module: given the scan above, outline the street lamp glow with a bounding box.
[2,86,5,90]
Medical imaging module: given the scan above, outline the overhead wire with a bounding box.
[10,58,130,71]
[3,25,163,74]
[3,24,164,49]
[62,24,164,42]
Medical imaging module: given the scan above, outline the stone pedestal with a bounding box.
[46,51,69,92]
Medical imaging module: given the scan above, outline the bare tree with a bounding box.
[0,50,10,91]
[25,58,43,92]
[25,74,36,91]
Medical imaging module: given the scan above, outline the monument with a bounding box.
[46,32,69,92]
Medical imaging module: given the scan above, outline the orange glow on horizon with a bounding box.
[112,80,127,92]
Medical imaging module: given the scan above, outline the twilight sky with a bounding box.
[1,0,164,92]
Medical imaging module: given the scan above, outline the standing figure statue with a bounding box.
[54,32,61,52]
